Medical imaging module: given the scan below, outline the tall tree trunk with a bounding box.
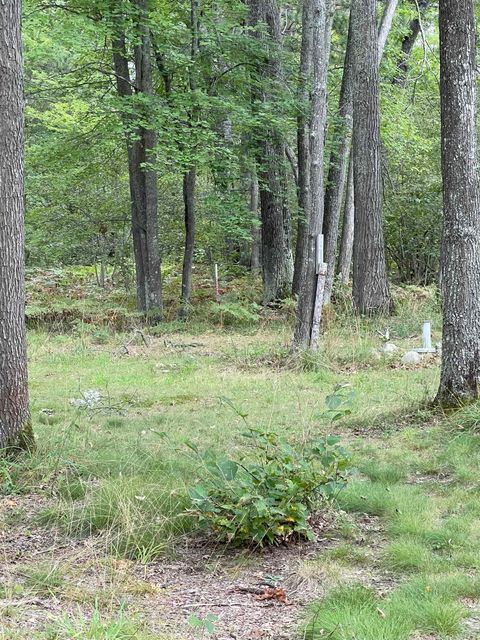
[248,0,293,304]
[250,171,261,270]
[0,0,33,451]
[112,4,162,317]
[394,0,430,85]
[338,149,355,284]
[377,0,399,60]
[134,0,162,317]
[112,32,148,312]
[322,13,354,304]
[292,0,314,296]
[179,0,200,317]
[322,0,398,305]
[435,0,480,406]
[179,167,196,316]
[293,0,329,348]
[351,0,392,315]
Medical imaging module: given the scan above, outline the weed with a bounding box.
[187,429,349,545]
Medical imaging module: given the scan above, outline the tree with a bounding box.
[293,0,330,348]
[351,0,392,315]
[179,0,200,319]
[322,0,398,305]
[394,0,430,86]
[337,149,355,284]
[0,0,33,450]
[112,0,162,317]
[292,0,314,296]
[248,0,293,304]
[435,0,480,406]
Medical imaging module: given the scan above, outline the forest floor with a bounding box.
[2,282,480,639]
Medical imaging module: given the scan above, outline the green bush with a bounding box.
[187,430,350,546]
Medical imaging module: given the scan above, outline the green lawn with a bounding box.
[2,296,479,639]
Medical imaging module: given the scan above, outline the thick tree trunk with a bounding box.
[322,0,398,305]
[338,149,355,284]
[351,0,392,315]
[435,0,480,406]
[248,0,293,304]
[292,0,314,296]
[179,167,196,317]
[293,0,329,348]
[0,0,33,451]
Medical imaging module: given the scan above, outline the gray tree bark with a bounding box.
[250,171,262,270]
[435,0,480,406]
[179,0,200,318]
[351,0,392,315]
[112,1,162,317]
[338,149,355,284]
[248,0,293,304]
[134,0,162,317]
[322,13,354,304]
[292,0,314,296]
[293,0,329,348]
[0,0,33,450]
[377,0,399,60]
[322,0,398,305]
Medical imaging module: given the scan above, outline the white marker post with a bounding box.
[214,263,220,303]
[415,321,436,353]
[310,234,327,350]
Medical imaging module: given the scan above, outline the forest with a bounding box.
[1,0,480,638]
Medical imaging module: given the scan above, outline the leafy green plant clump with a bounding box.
[187,430,350,546]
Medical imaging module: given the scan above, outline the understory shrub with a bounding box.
[187,429,350,546]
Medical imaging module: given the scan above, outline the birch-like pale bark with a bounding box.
[377,0,399,61]
[0,0,33,450]
[436,0,480,406]
[293,0,329,348]
[338,149,354,284]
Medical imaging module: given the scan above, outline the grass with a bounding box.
[6,278,480,638]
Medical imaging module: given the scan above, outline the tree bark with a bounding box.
[293,0,329,348]
[377,0,399,61]
[292,0,314,296]
[351,0,392,315]
[338,148,355,284]
[179,0,200,317]
[322,12,354,304]
[435,0,480,406]
[0,0,33,451]
[322,0,398,305]
[248,0,293,304]
[179,167,196,316]
[134,0,162,317]
[394,0,430,86]
[112,3,162,317]
[250,171,262,270]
